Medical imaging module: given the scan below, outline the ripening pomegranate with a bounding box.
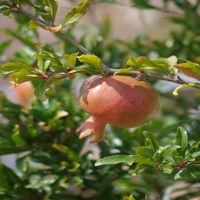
[77,75,159,142]
[14,81,34,106]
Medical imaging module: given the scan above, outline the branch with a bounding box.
[2,1,200,90]
[109,69,200,89]
[8,3,110,74]
[59,34,91,55]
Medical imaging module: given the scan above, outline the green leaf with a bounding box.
[64,53,78,69]
[127,56,138,68]
[126,55,177,74]
[175,62,200,80]
[123,194,136,200]
[160,164,173,174]
[26,174,58,190]
[175,127,188,151]
[114,67,134,75]
[176,62,200,72]
[11,125,26,147]
[29,20,46,30]
[10,69,37,84]
[33,80,51,100]
[136,56,172,74]
[160,145,180,159]
[78,54,103,71]
[135,146,154,158]
[29,20,61,33]
[34,0,58,24]
[0,40,12,55]
[133,157,156,167]
[152,56,176,68]
[0,5,9,14]
[95,155,135,166]
[144,132,159,151]
[0,62,31,74]
[44,0,58,23]
[68,65,92,75]
[172,83,197,96]
[136,56,156,67]
[52,144,78,160]
[63,0,90,27]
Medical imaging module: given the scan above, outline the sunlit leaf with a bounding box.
[64,53,78,69]
[123,194,136,200]
[63,0,90,27]
[0,40,12,55]
[33,80,51,100]
[29,20,62,33]
[127,56,138,68]
[95,155,135,166]
[78,54,103,71]
[175,127,188,151]
[173,83,197,96]
[176,62,200,80]
[114,67,134,75]
[0,62,31,74]
[135,146,154,158]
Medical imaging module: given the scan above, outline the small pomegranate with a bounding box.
[77,75,159,142]
[14,81,34,106]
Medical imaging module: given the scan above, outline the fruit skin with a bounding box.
[14,81,34,106]
[77,75,159,142]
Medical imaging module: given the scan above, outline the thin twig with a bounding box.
[59,34,91,55]
[11,3,111,74]
[109,69,200,89]
[58,33,110,73]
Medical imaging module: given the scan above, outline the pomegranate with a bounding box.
[14,81,34,106]
[77,75,159,142]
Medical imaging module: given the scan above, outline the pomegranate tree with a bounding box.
[77,75,159,142]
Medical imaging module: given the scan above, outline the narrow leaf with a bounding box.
[127,56,138,68]
[135,146,154,158]
[78,54,103,71]
[64,53,78,69]
[63,0,90,27]
[173,83,196,96]
[95,155,135,166]
[144,132,159,151]
[44,0,58,22]
[176,62,200,80]
[175,127,188,151]
[33,80,51,100]
[0,40,12,55]
[0,62,31,74]
[123,195,136,200]
[114,67,134,75]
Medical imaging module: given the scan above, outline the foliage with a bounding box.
[0,0,200,199]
